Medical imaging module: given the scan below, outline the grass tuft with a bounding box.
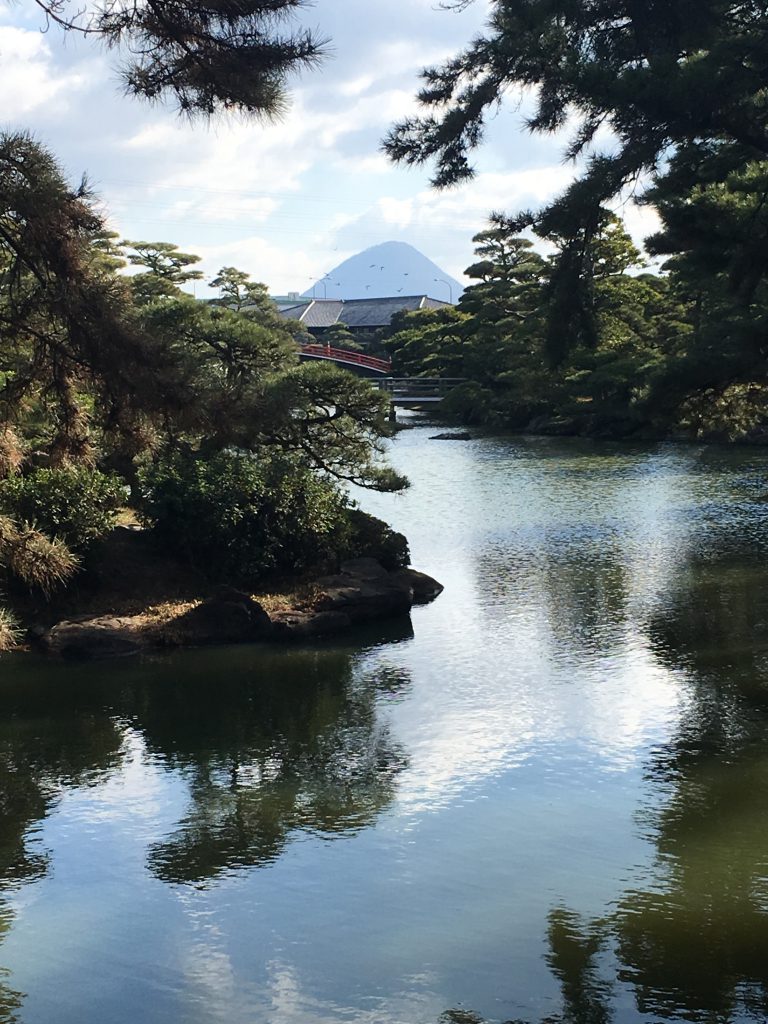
[0,606,21,652]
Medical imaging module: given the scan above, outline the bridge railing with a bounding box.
[300,344,392,374]
[375,378,467,396]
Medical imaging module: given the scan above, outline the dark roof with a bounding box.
[278,295,451,330]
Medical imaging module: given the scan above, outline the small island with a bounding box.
[0,135,446,658]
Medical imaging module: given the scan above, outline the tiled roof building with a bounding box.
[279,295,451,331]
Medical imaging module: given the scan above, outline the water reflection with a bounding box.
[0,634,412,892]
[648,550,768,705]
[613,561,768,1022]
[447,536,768,1024]
[418,452,768,1024]
[3,436,768,1023]
[142,649,410,884]
[0,913,21,1024]
[0,682,127,1020]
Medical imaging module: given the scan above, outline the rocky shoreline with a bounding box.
[34,557,444,660]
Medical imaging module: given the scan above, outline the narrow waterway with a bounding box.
[2,428,768,1023]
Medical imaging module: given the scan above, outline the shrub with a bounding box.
[0,607,20,652]
[0,466,125,550]
[0,515,79,594]
[343,509,410,570]
[0,428,23,480]
[138,449,352,582]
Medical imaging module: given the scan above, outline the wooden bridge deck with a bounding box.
[375,378,466,405]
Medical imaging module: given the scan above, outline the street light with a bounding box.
[433,277,454,303]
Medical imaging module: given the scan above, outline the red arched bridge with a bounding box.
[298,344,465,411]
[299,343,392,375]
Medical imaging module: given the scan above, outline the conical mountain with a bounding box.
[303,241,463,302]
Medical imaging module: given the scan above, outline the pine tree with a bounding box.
[27,0,326,117]
[384,0,768,358]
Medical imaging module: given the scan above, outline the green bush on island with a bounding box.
[0,467,125,551]
[343,508,409,571]
[0,132,406,648]
[138,449,353,582]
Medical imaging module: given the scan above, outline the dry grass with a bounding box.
[0,516,79,594]
[0,428,23,479]
[114,507,141,528]
[0,607,21,652]
[253,581,324,614]
[7,527,79,594]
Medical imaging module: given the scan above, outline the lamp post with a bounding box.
[308,275,332,298]
[433,277,454,303]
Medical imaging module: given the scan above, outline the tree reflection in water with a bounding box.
[0,680,127,1022]
[0,631,413,1011]
[141,650,411,884]
[443,535,768,1024]
[615,546,768,1021]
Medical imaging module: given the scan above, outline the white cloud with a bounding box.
[378,196,415,228]
[0,26,91,114]
[191,235,350,296]
[1,0,662,299]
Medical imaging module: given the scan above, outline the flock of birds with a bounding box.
[309,266,449,296]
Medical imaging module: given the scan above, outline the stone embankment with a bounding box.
[37,558,443,660]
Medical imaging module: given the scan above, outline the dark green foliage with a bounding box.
[30,0,326,118]
[343,509,410,571]
[460,223,547,325]
[138,449,353,582]
[0,467,124,550]
[0,131,409,627]
[438,383,499,426]
[0,133,403,492]
[386,307,474,378]
[385,1,768,359]
[388,213,715,438]
[321,322,363,351]
[121,240,204,304]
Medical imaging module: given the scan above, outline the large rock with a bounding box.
[271,609,353,640]
[313,562,414,622]
[37,563,444,659]
[339,557,390,579]
[168,590,272,646]
[40,617,145,660]
[391,568,444,604]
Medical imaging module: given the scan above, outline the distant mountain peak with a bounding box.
[303,241,462,302]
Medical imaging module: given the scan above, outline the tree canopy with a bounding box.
[25,0,326,117]
[384,1,768,194]
[0,132,406,643]
[384,1,768,355]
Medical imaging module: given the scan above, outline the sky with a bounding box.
[0,0,659,299]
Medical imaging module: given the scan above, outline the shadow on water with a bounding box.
[0,620,414,1016]
[141,644,412,885]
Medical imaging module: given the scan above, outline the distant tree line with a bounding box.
[383,197,768,440]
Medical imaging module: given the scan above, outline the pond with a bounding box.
[2,427,768,1023]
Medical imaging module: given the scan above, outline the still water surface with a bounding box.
[2,429,768,1023]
